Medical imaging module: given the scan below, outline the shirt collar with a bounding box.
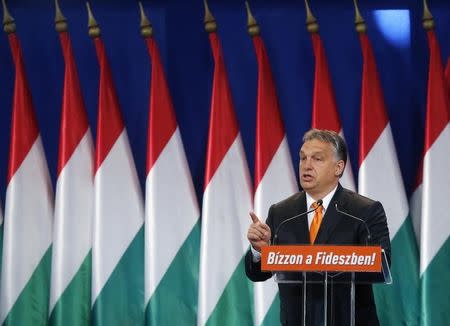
[305,184,338,213]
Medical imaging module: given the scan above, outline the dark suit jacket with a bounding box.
[245,184,391,326]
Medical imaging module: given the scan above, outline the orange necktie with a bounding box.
[310,202,323,244]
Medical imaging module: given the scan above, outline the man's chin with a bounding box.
[300,182,315,190]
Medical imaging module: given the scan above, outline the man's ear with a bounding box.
[335,160,345,177]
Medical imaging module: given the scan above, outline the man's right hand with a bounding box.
[247,212,271,252]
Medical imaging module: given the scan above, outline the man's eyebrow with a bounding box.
[300,150,325,155]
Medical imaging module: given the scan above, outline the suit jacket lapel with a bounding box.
[314,184,345,244]
[291,191,310,244]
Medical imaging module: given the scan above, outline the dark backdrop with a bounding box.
[0,0,449,209]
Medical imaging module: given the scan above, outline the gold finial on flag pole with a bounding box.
[422,0,434,30]
[304,0,318,33]
[139,2,153,38]
[86,2,100,38]
[353,0,367,33]
[2,0,16,34]
[55,0,68,32]
[204,0,217,33]
[245,1,260,37]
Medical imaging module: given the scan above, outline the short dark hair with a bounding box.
[302,129,347,175]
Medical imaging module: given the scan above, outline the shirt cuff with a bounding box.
[251,246,261,262]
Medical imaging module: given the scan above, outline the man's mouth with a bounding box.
[302,173,314,182]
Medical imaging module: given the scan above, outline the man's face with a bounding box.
[299,139,344,198]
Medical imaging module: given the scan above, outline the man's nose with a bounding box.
[301,158,312,169]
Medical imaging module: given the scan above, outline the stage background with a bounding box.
[0,0,449,324]
[0,0,449,208]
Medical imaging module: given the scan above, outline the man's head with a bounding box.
[299,129,347,200]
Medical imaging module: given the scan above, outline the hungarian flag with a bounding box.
[419,29,450,326]
[0,33,53,325]
[90,37,144,325]
[251,34,297,325]
[410,42,450,253]
[144,37,200,325]
[410,168,423,246]
[357,32,420,325]
[445,58,450,92]
[0,205,2,275]
[197,32,253,325]
[310,33,355,191]
[48,31,94,325]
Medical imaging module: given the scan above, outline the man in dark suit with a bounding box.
[246,129,391,326]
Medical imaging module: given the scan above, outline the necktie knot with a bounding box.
[312,201,322,210]
[310,202,323,244]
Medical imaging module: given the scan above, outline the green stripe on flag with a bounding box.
[206,255,253,326]
[261,293,280,326]
[4,246,52,326]
[421,236,450,326]
[92,227,144,326]
[145,220,200,326]
[49,251,92,326]
[373,216,420,326]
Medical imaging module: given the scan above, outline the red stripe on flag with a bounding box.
[310,33,341,132]
[252,35,285,188]
[57,32,90,176]
[7,33,39,184]
[204,33,239,188]
[445,57,450,98]
[358,34,389,165]
[145,38,177,174]
[424,31,450,153]
[92,38,125,172]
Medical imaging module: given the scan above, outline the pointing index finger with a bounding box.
[249,212,260,224]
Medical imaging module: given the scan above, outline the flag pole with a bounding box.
[353,0,366,34]
[86,2,100,38]
[203,0,217,33]
[422,0,434,30]
[304,0,318,33]
[54,0,67,32]
[245,1,260,37]
[2,0,15,34]
[138,2,153,38]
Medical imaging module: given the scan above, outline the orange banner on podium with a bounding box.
[261,245,382,272]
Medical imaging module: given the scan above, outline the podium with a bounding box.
[261,245,391,326]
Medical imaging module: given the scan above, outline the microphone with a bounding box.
[273,199,323,245]
[333,202,371,245]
